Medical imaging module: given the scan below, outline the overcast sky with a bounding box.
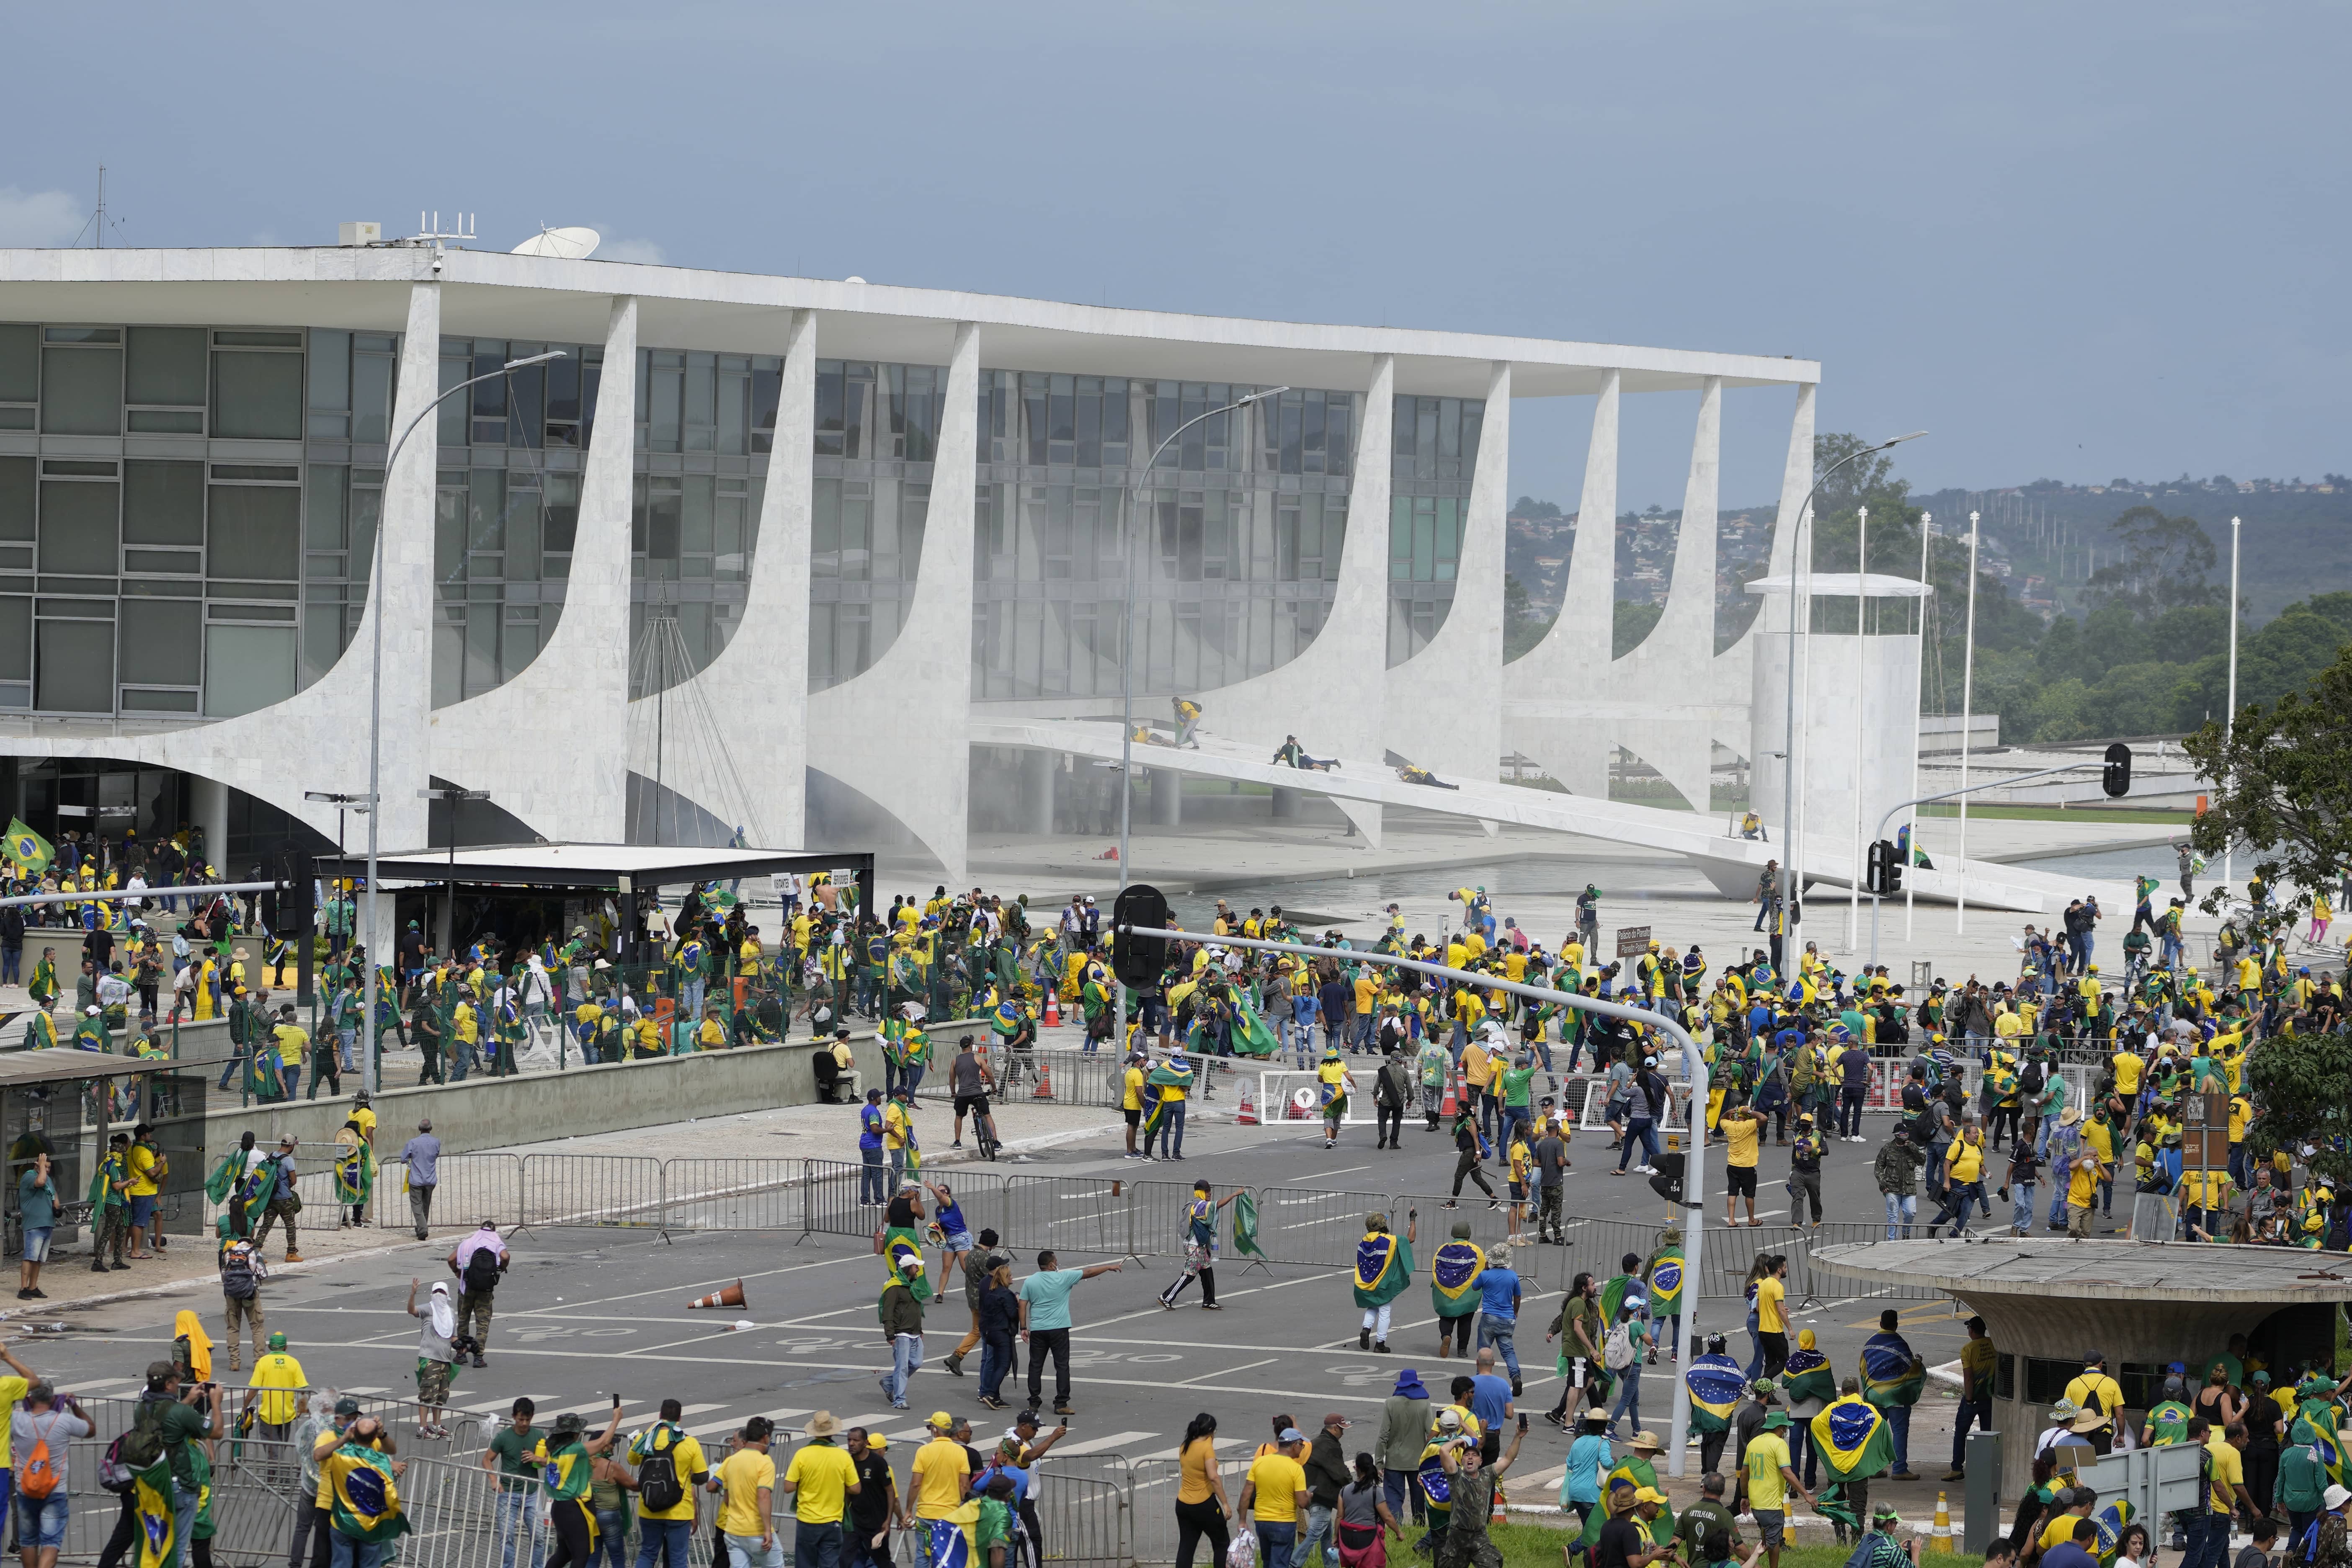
[3,2,2342,513]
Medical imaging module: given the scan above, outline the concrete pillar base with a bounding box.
[1149,770,1182,827]
[1021,751,1057,836]
[1271,786,1299,820]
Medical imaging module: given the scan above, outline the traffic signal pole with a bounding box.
[1118,918,1715,1475]
[1866,753,2128,967]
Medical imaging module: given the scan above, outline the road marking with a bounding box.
[1182,1356,1281,1387]
[1042,1429,1155,1457]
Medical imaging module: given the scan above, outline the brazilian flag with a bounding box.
[1141,1058,1194,1144]
[2145,1399,2191,1447]
[1429,1240,1485,1314]
[1780,1345,1837,1408]
[988,999,1025,1041]
[882,1230,933,1303]
[324,1442,410,1544]
[1352,1230,1414,1308]
[1231,1190,1264,1259]
[132,1461,176,1568]
[1229,990,1280,1058]
[1684,1352,1745,1434]
[1812,1395,1896,1481]
[1577,1457,1674,1553]
[2093,1498,2137,1566]
[1861,1334,1926,1409]
[1417,1442,1457,1519]
[1600,1272,1642,1327]
[4,819,53,876]
[1646,1248,1684,1315]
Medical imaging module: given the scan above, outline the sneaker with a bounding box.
[11,1288,26,1300]
[26,1288,42,1300]
[951,1141,964,1149]
[980,1395,1006,1411]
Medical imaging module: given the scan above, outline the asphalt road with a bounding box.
[25,1099,1990,1500]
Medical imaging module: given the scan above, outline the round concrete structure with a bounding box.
[1811,1239,2352,1483]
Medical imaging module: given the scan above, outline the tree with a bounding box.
[2078,506,2221,619]
[1812,432,1898,520]
[1512,496,1562,520]
[2242,1030,2352,1192]
[1612,600,1663,657]
[2183,640,2352,914]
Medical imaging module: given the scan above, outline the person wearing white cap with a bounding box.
[2307,1485,2351,1568]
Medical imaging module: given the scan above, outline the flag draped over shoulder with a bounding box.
[1141,1059,1194,1143]
[324,1442,410,1543]
[1779,1345,1837,1408]
[883,1230,934,1303]
[1645,1248,1684,1315]
[1860,1334,1926,1408]
[1429,1241,1484,1315]
[1352,1231,1414,1308]
[926,1504,980,1568]
[1684,1353,1746,1434]
[1600,1272,1642,1326]
[2093,1498,2136,1566]
[1231,1190,1264,1258]
[333,1131,374,1205]
[1812,1395,1896,1482]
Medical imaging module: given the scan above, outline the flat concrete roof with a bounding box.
[1811,1239,2352,1302]
[312,842,871,891]
[0,1047,183,1086]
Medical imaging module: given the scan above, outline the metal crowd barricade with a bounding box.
[663,1155,805,1233]
[1005,1172,1130,1258]
[1125,1179,1201,1262]
[521,1153,666,1229]
[421,1151,527,1230]
[1243,1185,1395,1269]
[1033,1465,1132,1568]
[397,1450,555,1568]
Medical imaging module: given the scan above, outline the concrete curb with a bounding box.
[0,1234,444,1320]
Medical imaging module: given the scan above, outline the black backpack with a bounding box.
[635,1433,685,1513]
[2020,1060,2045,1094]
[103,1399,172,1491]
[463,1245,503,1294]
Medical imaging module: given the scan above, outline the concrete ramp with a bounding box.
[970,717,2112,916]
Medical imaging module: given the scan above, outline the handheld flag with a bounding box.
[2093,1498,2137,1566]
[4,819,53,876]
[1229,990,1280,1058]
[1231,1190,1264,1258]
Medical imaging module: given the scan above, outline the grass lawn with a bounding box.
[1485,1521,1983,1568]
[1915,803,2192,825]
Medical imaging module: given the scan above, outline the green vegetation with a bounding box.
[1485,1522,1978,1568]
[1916,804,2195,825]
[2183,638,2352,913]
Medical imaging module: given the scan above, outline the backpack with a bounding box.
[463,1243,503,1294]
[2019,1060,2045,1095]
[104,1398,172,1490]
[220,1242,259,1300]
[1603,1320,1637,1372]
[20,1411,63,1499]
[635,1431,686,1513]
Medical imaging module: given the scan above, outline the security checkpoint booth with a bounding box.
[0,1047,210,1259]
[1812,1239,2352,1550]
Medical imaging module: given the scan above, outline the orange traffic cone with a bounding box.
[1439,1070,1460,1118]
[686,1279,748,1310]
[1235,1078,1260,1124]
[1034,1062,1055,1100]
[1044,991,1061,1028]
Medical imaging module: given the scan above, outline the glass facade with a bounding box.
[0,313,1453,721]
[1387,393,1484,665]
[971,374,1356,701]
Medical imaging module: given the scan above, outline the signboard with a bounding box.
[1615,925,1652,958]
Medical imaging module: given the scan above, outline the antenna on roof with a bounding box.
[406,212,477,246]
[74,165,129,249]
[511,225,600,260]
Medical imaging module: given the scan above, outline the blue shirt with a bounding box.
[859,1104,885,1152]
[1467,1373,1512,1429]
[1017,1268,1087,1331]
[1477,1267,1521,1323]
[1563,1433,1614,1506]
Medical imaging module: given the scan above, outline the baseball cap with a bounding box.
[928,1411,955,1431]
[1634,1486,1668,1505]
[1278,1427,1307,1444]
[1322,1413,1351,1429]
[335,1396,363,1416]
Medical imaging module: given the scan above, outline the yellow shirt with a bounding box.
[883,1103,911,1152]
[629,1428,709,1520]
[719,1446,782,1531]
[351,1106,377,1146]
[126,1142,160,1198]
[2068,1154,2106,1209]
[0,1375,26,1466]
[249,1351,308,1426]
[1723,1116,1760,1170]
[2111,1052,2143,1096]
[783,1440,856,1525]
[2229,1097,2251,1143]
[1354,975,1377,1014]
[1178,1438,1219,1505]
[1945,1135,1984,1184]
[1461,1042,1492,1088]
[2040,1512,2090,1552]
[2206,1436,2244,1514]
[1246,1452,1307,1524]
[1756,1274,1786,1334]
[455,1002,478,1044]
[912,1434,971,1519]
[1122,1066,1145,1112]
[1745,1430,1791,1510]
[273,1023,310,1063]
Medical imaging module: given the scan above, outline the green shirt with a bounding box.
[488,1426,544,1493]
[1499,1067,1537,1108]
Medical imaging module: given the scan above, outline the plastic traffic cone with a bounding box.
[1930,1493,1953,1553]
[1235,1078,1260,1124]
[686,1279,748,1310]
[1034,1062,1055,1100]
[1043,991,1060,1028]
[1439,1070,1460,1118]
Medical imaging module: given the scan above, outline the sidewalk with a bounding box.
[0,1207,440,1318]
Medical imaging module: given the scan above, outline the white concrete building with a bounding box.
[0,243,1819,887]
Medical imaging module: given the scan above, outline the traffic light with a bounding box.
[1110,883,1171,990]
[1648,1149,1689,1208]
[2103,742,2133,798]
[1867,839,1903,897]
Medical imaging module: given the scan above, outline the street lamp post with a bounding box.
[1776,431,1924,970]
[1955,511,1981,936]
[357,351,565,1096]
[1113,386,1289,1033]
[2223,516,2240,893]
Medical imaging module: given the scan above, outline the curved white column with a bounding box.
[0,281,441,850]
[1607,374,1722,815]
[431,295,637,840]
[1386,361,1508,778]
[1709,382,1814,765]
[806,321,980,884]
[622,308,815,849]
[1502,369,1617,797]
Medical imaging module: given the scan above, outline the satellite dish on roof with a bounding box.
[511,226,600,260]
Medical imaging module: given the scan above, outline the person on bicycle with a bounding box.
[950,1034,1000,1154]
